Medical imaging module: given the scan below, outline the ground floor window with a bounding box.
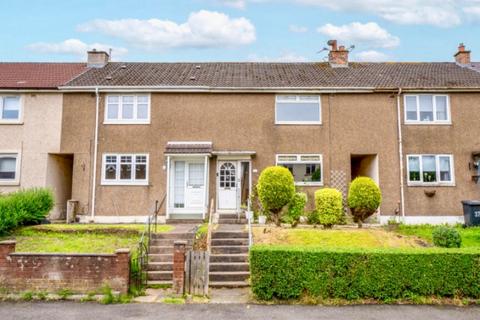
[407,154,454,185]
[101,154,148,185]
[0,153,19,183]
[276,154,323,185]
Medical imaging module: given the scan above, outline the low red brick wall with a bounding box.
[0,240,130,294]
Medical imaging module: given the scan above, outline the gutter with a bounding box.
[90,86,100,221]
[396,88,406,221]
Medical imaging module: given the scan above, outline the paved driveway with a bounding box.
[0,302,479,320]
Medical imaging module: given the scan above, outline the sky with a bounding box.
[1,0,480,63]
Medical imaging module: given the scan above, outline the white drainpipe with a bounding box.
[90,87,100,221]
[396,88,406,221]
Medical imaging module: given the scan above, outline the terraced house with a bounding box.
[0,62,86,218]
[47,42,480,225]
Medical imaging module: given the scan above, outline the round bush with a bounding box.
[315,188,343,228]
[257,166,295,226]
[432,226,462,248]
[284,192,307,227]
[347,177,382,228]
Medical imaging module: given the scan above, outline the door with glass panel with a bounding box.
[185,162,205,208]
[218,161,238,210]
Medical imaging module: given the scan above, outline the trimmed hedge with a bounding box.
[284,192,307,227]
[315,188,343,228]
[250,246,480,301]
[0,188,54,235]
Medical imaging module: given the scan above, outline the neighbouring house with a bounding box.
[52,41,480,225]
[0,62,87,219]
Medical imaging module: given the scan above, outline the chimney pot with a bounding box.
[454,43,471,65]
[327,40,349,68]
[87,49,110,68]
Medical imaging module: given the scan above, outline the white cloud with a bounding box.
[317,22,400,49]
[353,50,389,62]
[77,10,256,50]
[222,0,479,27]
[217,0,247,8]
[247,52,308,62]
[26,38,128,60]
[289,24,308,33]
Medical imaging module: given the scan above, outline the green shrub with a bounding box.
[347,177,382,228]
[257,166,295,226]
[284,192,307,227]
[432,226,462,248]
[250,246,480,301]
[0,188,54,235]
[306,210,319,225]
[315,188,343,228]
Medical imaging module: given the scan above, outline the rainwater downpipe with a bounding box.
[90,87,100,221]
[396,88,406,221]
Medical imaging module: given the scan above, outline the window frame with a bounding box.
[404,94,451,125]
[101,153,149,185]
[276,153,323,186]
[0,152,21,185]
[275,95,322,125]
[0,95,23,124]
[406,154,455,186]
[104,94,151,124]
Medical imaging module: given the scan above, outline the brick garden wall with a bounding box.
[0,240,130,294]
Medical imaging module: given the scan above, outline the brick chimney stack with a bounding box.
[87,49,110,68]
[454,43,471,65]
[328,40,349,67]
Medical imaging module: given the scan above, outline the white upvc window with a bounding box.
[0,153,20,185]
[404,94,450,124]
[276,154,323,186]
[0,96,21,123]
[101,154,149,185]
[104,94,150,124]
[275,95,321,124]
[407,154,454,186]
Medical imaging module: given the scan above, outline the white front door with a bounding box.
[185,162,205,208]
[218,161,238,210]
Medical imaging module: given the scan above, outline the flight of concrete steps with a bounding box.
[146,228,195,286]
[209,213,250,288]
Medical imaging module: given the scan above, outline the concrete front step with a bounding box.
[210,254,248,263]
[217,219,248,224]
[149,254,173,262]
[165,219,203,224]
[211,246,249,254]
[147,262,173,271]
[147,271,173,281]
[209,262,249,272]
[151,233,195,240]
[149,246,192,254]
[150,239,194,246]
[209,281,249,288]
[209,271,250,282]
[211,238,249,246]
[147,280,172,287]
[211,232,248,239]
[218,213,246,219]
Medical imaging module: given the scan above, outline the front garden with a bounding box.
[249,166,480,304]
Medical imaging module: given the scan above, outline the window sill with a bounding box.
[407,182,455,187]
[404,121,452,126]
[0,120,23,125]
[275,122,322,125]
[101,181,149,186]
[295,182,323,187]
[0,180,20,186]
[103,121,150,125]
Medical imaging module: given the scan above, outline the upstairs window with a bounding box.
[0,153,19,184]
[404,95,450,124]
[102,154,149,185]
[0,96,21,122]
[276,154,323,185]
[275,95,321,124]
[407,154,454,185]
[105,95,150,124]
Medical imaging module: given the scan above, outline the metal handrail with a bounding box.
[206,198,215,253]
[247,197,253,247]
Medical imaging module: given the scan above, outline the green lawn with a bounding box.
[253,227,427,249]
[396,225,480,248]
[2,224,174,254]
